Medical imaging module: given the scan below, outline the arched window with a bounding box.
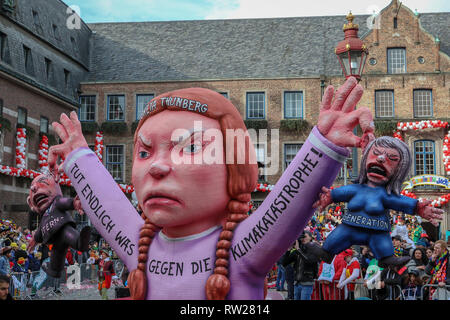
[414,140,435,175]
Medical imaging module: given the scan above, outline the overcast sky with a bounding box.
[62,0,450,23]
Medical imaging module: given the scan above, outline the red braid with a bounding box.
[128,212,159,300]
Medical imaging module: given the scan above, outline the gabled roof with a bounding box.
[86,12,449,83]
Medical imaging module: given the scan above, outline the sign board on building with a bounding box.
[403,175,450,190]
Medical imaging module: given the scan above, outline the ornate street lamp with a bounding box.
[335,12,368,81]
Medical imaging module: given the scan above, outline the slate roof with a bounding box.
[86,12,450,83]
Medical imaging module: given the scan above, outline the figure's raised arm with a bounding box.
[233,77,374,275]
[49,111,142,271]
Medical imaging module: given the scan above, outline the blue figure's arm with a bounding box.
[382,193,418,215]
[330,184,359,203]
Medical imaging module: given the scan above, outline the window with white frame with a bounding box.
[338,154,354,180]
[387,48,406,74]
[375,90,394,118]
[284,91,303,119]
[107,95,125,121]
[79,95,96,121]
[40,116,48,134]
[413,90,433,118]
[106,145,124,182]
[17,107,27,126]
[284,143,303,170]
[246,92,265,119]
[136,94,154,120]
[414,140,435,175]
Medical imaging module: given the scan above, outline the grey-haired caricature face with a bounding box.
[365,145,400,187]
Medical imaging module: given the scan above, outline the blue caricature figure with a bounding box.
[311,136,443,267]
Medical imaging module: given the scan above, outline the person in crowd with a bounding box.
[378,264,405,300]
[425,240,449,300]
[402,269,423,300]
[97,250,115,300]
[405,247,428,279]
[14,244,28,262]
[337,249,361,300]
[281,244,296,300]
[284,231,319,300]
[0,275,13,301]
[392,235,408,258]
[12,257,29,273]
[412,222,424,244]
[28,251,41,273]
[0,247,12,276]
[9,242,18,260]
[416,233,430,248]
[275,256,286,292]
[426,246,434,261]
[358,246,374,278]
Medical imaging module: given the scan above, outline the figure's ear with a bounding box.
[360,132,375,152]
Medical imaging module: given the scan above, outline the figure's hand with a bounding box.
[48,111,88,177]
[313,187,333,212]
[318,77,374,148]
[415,200,444,227]
[73,195,85,215]
[27,232,36,252]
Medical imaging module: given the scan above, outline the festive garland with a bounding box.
[254,183,274,192]
[94,131,104,161]
[444,131,450,175]
[401,189,449,208]
[15,128,27,169]
[394,120,449,174]
[38,135,49,174]
[394,120,450,207]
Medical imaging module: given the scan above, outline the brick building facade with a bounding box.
[0,0,449,239]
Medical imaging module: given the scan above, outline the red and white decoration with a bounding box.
[95,131,104,161]
[0,166,40,180]
[444,131,450,175]
[401,189,450,208]
[38,135,49,174]
[394,120,450,205]
[255,183,274,193]
[119,183,134,194]
[15,128,27,169]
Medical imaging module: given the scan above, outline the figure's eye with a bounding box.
[183,143,201,154]
[138,151,150,159]
[373,148,381,155]
[387,155,399,162]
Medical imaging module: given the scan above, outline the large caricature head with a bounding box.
[132,88,258,233]
[355,136,411,195]
[27,174,62,214]
[129,88,258,300]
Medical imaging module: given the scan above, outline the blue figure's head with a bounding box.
[354,136,411,195]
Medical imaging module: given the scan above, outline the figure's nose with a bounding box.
[148,162,171,179]
[30,185,38,193]
[376,154,386,163]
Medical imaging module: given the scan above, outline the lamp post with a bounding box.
[335,11,368,81]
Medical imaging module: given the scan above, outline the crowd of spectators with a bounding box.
[0,218,126,300]
[272,206,450,301]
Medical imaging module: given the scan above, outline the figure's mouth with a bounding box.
[144,192,182,207]
[367,164,387,177]
[33,193,49,208]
